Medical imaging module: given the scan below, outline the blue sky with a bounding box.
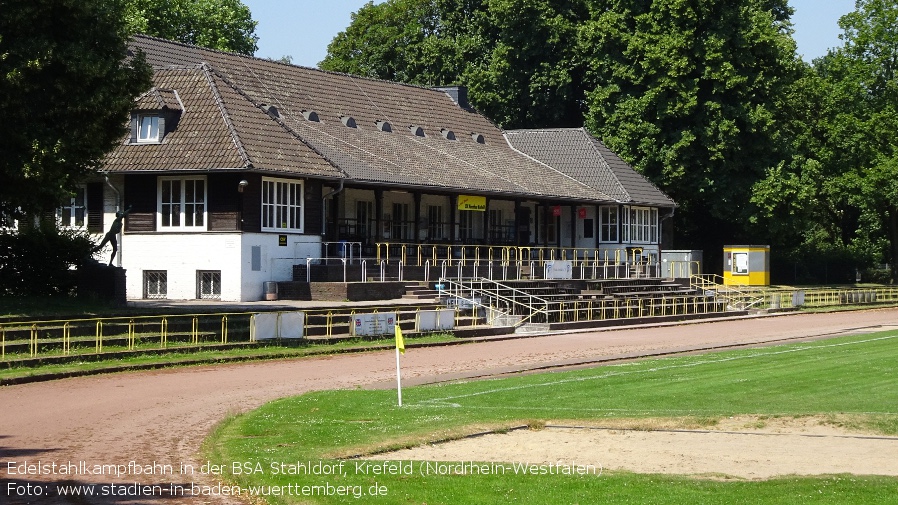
[242,0,858,68]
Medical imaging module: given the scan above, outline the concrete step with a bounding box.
[402,292,439,300]
[514,323,551,334]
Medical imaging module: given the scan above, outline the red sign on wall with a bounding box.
[578,208,587,219]
[552,206,562,217]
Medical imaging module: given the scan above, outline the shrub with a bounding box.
[0,226,95,297]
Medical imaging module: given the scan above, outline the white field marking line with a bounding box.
[415,333,898,408]
[407,404,898,418]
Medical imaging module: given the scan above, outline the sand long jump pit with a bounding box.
[369,415,898,479]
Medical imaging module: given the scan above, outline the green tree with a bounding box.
[125,0,258,55]
[840,0,898,282]
[580,0,800,255]
[753,0,898,282]
[321,0,588,128]
[0,0,152,218]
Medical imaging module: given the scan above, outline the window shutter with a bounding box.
[157,116,166,141]
[87,182,104,233]
[129,114,138,144]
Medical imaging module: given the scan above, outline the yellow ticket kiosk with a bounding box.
[723,245,770,286]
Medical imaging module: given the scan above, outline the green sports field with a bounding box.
[204,331,898,504]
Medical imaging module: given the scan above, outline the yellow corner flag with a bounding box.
[395,324,405,354]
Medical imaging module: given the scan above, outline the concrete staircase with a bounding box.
[402,282,440,300]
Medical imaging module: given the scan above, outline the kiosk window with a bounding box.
[732,252,749,275]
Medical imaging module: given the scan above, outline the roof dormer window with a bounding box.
[409,125,426,137]
[137,114,160,143]
[301,110,320,122]
[441,129,457,141]
[341,116,357,128]
[376,120,392,132]
[471,132,486,144]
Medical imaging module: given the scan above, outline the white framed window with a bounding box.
[600,206,618,242]
[137,115,160,143]
[625,206,658,244]
[58,186,87,229]
[262,177,304,232]
[158,177,206,230]
[144,270,167,299]
[197,270,221,299]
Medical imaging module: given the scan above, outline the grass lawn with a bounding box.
[205,331,898,504]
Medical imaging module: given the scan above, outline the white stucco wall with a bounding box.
[240,233,320,301]
[122,233,243,301]
[121,232,321,302]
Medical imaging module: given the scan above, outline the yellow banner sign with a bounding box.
[458,195,486,211]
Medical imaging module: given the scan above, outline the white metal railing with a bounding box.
[305,257,348,283]
[321,241,363,263]
[439,277,550,327]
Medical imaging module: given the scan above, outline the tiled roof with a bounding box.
[134,88,184,111]
[505,128,676,207]
[115,35,670,205]
[104,66,341,177]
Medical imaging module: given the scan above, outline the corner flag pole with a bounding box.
[394,324,405,407]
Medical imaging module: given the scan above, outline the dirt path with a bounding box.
[2,309,897,504]
[372,415,898,479]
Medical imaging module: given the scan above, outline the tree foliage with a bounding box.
[321,0,588,129]
[753,0,898,282]
[0,226,96,297]
[323,0,799,250]
[0,0,152,218]
[327,0,898,281]
[580,0,800,251]
[125,0,258,55]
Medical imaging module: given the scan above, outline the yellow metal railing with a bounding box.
[691,274,766,310]
[692,275,898,312]
[376,243,636,268]
[5,284,893,363]
[0,305,467,361]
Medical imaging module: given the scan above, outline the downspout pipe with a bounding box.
[103,172,121,212]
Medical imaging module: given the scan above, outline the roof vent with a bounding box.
[260,103,279,119]
[441,129,457,141]
[301,110,319,122]
[341,116,357,128]
[409,125,426,137]
[471,132,486,144]
[376,120,392,132]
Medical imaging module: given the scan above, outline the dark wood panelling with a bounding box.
[120,173,327,235]
[207,173,239,232]
[87,182,104,233]
[304,180,323,236]
[124,174,157,232]
[240,173,263,233]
